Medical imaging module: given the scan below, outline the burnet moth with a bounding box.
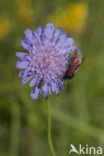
[63,49,84,80]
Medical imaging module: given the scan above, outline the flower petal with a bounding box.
[33,27,42,48]
[30,86,41,99]
[62,38,74,49]
[33,26,42,43]
[16,52,28,59]
[56,32,67,47]
[65,46,78,54]
[43,23,54,40]
[58,81,64,90]
[66,38,74,46]
[42,82,48,98]
[55,81,60,94]
[56,87,60,94]
[49,84,52,95]
[24,29,32,37]
[24,29,34,43]
[53,27,62,42]
[20,40,30,51]
[21,75,32,85]
[18,71,24,77]
[16,61,28,69]
[23,67,31,75]
[51,81,58,93]
[29,77,37,87]
[24,37,32,45]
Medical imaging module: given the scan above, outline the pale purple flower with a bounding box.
[16,23,78,99]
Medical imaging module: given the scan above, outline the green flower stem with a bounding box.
[47,99,56,156]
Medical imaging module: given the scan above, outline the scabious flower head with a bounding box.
[16,23,78,99]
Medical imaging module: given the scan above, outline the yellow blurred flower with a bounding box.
[0,18,10,40]
[14,0,34,25]
[51,3,88,34]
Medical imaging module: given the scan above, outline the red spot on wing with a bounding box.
[67,68,74,74]
[74,54,80,58]
[71,62,78,66]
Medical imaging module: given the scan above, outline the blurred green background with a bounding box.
[0,0,104,156]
